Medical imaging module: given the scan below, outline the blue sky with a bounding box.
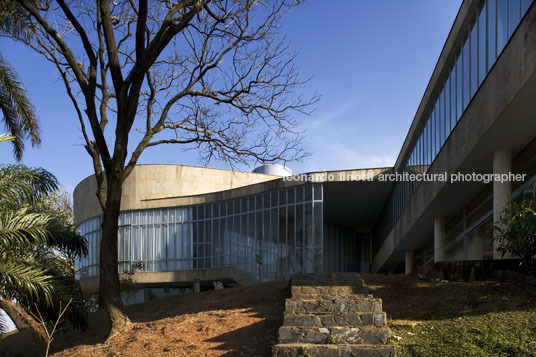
[0,1,462,193]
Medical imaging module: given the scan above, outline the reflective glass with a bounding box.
[489,0,497,68]
[522,0,533,14]
[478,3,487,85]
[509,0,521,37]
[470,19,478,97]
[296,186,304,203]
[497,0,508,53]
[456,53,463,120]
[463,38,470,110]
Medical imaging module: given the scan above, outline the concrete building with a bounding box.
[74,0,536,295]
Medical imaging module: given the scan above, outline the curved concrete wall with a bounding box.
[73,164,281,225]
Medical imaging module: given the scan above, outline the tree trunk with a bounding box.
[98,178,130,336]
[0,297,46,339]
[0,298,28,331]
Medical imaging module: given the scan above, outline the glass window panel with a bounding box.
[212,219,220,260]
[509,0,521,37]
[287,205,295,275]
[304,186,313,202]
[255,210,262,255]
[241,198,247,213]
[463,37,470,110]
[313,184,322,201]
[435,102,440,156]
[263,193,270,209]
[288,187,295,204]
[271,191,278,207]
[303,203,313,273]
[423,121,428,167]
[428,117,433,164]
[418,135,423,172]
[219,218,225,264]
[279,190,287,205]
[248,196,255,212]
[263,209,270,269]
[141,210,147,224]
[206,221,212,265]
[271,208,278,247]
[205,204,211,219]
[456,53,463,120]
[489,0,497,69]
[213,203,219,218]
[445,76,452,134]
[295,204,303,272]
[296,186,304,203]
[430,110,436,159]
[522,0,533,14]
[192,206,198,221]
[441,87,446,147]
[234,200,240,216]
[256,194,262,211]
[227,201,233,216]
[497,0,508,53]
[278,207,287,278]
[470,19,478,98]
[478,3,487,85]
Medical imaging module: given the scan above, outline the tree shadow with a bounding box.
[0,280,288,356]
[361,274,536,321]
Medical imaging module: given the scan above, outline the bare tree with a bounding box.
[7,0,317,336]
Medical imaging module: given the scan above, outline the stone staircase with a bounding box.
[273,273,395,357]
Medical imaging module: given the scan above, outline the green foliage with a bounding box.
[298,346,313,357]
[0,165,88,332]
[0,0,40,161]
[327,335,340,344]
[494,200,536,276]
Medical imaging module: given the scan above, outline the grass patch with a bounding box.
[361,274,536,356]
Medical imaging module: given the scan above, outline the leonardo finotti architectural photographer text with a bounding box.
[283,172,527,184]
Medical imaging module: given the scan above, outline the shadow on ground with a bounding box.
[361,274,536,321]
[0,280,288,357]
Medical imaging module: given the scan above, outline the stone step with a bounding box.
[285,297,383,315]
[283,312,387,328]
[290,273,367,298]
[278,326,390,345]
[273,343,395,357]
[292,286,370,298]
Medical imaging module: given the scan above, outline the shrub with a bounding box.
[494,200,536,277]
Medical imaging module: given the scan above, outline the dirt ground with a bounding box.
[0,281,289,357]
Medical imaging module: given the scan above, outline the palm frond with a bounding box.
[0,53,40,161]
[0,0,36,42]
[0,209,87,257]
[0,258,54,306]
[0,165,58,208]
[0,131,14,142]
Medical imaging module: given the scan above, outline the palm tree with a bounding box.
[0,165,88,333]
[0,0,40,161]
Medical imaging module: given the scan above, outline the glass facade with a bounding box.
[383,0,534,237]
[76,184,323,282]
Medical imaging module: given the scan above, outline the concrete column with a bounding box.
[405,249,414,275]
[493,148,512,259]
[434,216,446,263]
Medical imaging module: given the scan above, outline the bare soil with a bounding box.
[0,281,289,357]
